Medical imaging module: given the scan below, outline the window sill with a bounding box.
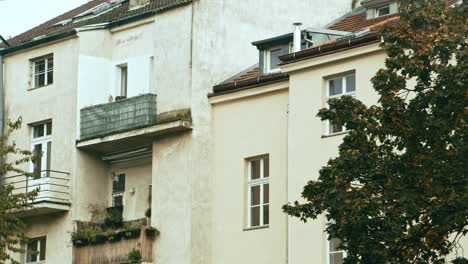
[321,131,349,138]
[28,84,53,91]
[243,225,269,231]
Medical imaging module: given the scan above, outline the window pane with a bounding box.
[263,204,269,225]
[378,6,390,16]
[251,160,261,180]
[113,174,126,193]
[330,238,342,252]
[33,124,44,138]
[251,206,260,227]
[46,123,52,135]
[263,157,269,178]
[27,240,38,262]
[346,75,355,93]
[329,78,343,96]
[113,195,123,207]
[37,73,45,87]
[46,142,52,175]
[39,237,46,261]
[263,184,269,204]
[251,185,260,206]
[47,71,53,85]
[330,252,344,264]
[120,66,128,97]
[34,144,42,174]
[330,121,344,134]
[269,48,282,71]
[47,58,53,70]
[35,60,45,73]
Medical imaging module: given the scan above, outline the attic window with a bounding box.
[376,5,390,17]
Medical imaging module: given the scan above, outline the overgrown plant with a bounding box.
[0,118,40,263]
[128,248,142,263]
[284,0,467,263]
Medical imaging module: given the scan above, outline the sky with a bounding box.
[0,0,89,39]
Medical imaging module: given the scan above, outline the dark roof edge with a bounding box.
[279,32,380,64]
[0,30,77,56]
[107,0,192,29]
[0,0,193,56]
[210,73,289,97]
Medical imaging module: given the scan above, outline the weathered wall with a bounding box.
[189,1,351,263]
[3,38,79,263]
[109,158,152,221]
[210,83,289,264]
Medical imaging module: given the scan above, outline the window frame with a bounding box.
[112,173,126,207]
[264,47,282,74]
[31,122,52,177]
[31,54,54,89]
[376,5,391,17]
[325,73,356,135]
[118,64,128,97]
[25,236,46,264]
[327,237,347,264]
[246,156,270,229]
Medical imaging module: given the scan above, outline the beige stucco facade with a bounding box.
[210,41,467,263]
[2,1,354,264]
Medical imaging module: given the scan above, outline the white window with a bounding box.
[264,47,283,73]
[31,122,52,178]
[118,65,128,97]
[112,173,125,206]
[32,54,53,88]
[326,74,356,135]
[25,236,46,263]
[247,156,269,228]
[328,238,346,264]
[376,5,390,17]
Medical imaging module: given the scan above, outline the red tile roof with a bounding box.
[329,12,399,32]
[0,0,192,50]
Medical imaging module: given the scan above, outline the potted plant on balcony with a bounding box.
[71,232,89,247]
[127,248,142,264]
[106,230,122,243]
[120,222,141,239]
[145,226,159,239]
[90,233,107,245]
[105,206,123,229]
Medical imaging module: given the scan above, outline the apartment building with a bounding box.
[210,0,467,263]
[0,0,353,263]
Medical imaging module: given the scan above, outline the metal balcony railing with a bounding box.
[80,94,157,140]
[3,170,70,205]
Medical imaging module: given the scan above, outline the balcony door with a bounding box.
[30,122,52,199]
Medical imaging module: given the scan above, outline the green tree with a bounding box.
[283,0,467,263]
[0,118,39,264]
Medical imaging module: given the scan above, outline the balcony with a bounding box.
[4,170,70,217]
[80,94,158,140]
[72,221,156,264]
[78,94,192,156]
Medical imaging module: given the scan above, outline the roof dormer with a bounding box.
[362,0,399,20]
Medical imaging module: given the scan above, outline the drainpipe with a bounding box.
[0,34,9,185]
[293,22,302,53]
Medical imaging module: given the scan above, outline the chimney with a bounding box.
[129,0,150,9]
[293,22,302,53]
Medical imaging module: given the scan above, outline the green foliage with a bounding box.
[104,206,123,228]
[283,1,467,263]
[0,118,39,264]
[128,248,142,262]
[71,224,103,241]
